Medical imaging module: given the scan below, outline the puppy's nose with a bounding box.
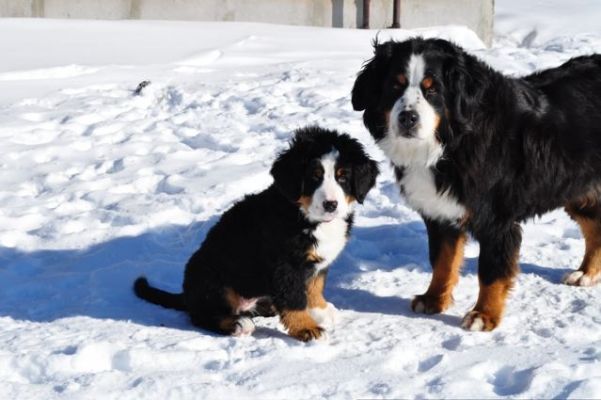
[323,200,338,213]
[399,110,419,129]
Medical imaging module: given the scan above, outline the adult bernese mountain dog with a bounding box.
[352,37,601,331]
[134,126,379,341]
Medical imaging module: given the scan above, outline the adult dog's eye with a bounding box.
[313,168,323,180]
[422,77,437,96]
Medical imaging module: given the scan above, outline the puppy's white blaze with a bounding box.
[401,166,466,223]
[382,53,442,168]
[301,150,351,273]
[306,150,352,223]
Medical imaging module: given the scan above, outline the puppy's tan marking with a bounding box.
[306,272,327,309]
[280,309,323,341]
[297,195,312,212]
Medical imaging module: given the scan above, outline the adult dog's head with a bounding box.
[271,126,379,223]
[352,37,488,168]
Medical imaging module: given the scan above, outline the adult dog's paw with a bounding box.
[411,294,451,314]
[461,310,499,331]
[562,270,600,287]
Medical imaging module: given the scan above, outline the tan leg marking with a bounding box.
[563,211,601,286]
[280,309,323,342]
[224,287,242,314]
[307,273,327,309]
[462,277,513,331]
[412,233,467,314]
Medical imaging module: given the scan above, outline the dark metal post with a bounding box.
[362,0,371,29]
[391,0,401,28]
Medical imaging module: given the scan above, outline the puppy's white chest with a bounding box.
[312,218,348,272]
[400,166,466,223]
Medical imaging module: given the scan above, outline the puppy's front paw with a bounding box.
[232,317,255,336]
[289,326,325,342]
[411,294,451,314]
[309,302,338,328]
[461,311,499,331]
[562,270,600,287]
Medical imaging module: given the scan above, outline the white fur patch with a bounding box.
[466,317,484,331]
[305,150,352,223]
[233,317,255,336]
[400,166,466,223]
[312,217,348,273]
[309,302,338,329]
[562,270,600,286]
[381,54,443,168]
[379,53,465,224]
[461,311,485,331]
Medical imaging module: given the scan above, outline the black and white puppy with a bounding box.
[134,126,378,341]
[352,37,601,331]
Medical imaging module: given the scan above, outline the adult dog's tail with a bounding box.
[133,277,186,311]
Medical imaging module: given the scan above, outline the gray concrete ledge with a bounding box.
[0,0,493,46]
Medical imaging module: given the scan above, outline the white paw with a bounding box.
[233,317,255,336]
[460,311,497,332]
[413,299,426,313]
[309,302,338,329]
[562,270,599,287]
[461,315,485,331]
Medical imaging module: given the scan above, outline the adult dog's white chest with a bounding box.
[399,166,466,224]
[312,217,348,272]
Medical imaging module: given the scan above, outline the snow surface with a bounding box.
[1,1,601,398]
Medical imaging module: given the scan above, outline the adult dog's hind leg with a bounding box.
[564,204,601,286]
[412,219,467,314]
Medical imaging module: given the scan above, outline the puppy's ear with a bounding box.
[352,157,379,204]
[270,148,303,202]
[352,40,394,111]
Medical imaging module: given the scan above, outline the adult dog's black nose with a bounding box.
[323,200,338,213]
[399,110,419,129]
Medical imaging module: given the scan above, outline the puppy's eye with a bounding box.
[313,168,323,180]
[336,168,349,182]
[426,86,437,96]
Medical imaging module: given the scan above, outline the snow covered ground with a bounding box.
[1,1,601,398]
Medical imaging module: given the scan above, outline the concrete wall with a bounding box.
[0,0,493,46]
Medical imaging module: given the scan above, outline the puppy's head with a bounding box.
[270,126,379,223]
[352,37,483,167]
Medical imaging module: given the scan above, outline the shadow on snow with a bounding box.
[0,218,572,333]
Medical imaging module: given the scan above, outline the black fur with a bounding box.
[353,37,601,329]
[133,126,378,338]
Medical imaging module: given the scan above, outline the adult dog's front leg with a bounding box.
[462,225,521,331]
[412,218,467,314]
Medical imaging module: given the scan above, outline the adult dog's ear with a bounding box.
[352,157,379,204]
[442,45,490,132]
[270,147,303,202]
[352,40,394,111]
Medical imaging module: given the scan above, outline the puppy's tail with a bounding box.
[133,277,186,311]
